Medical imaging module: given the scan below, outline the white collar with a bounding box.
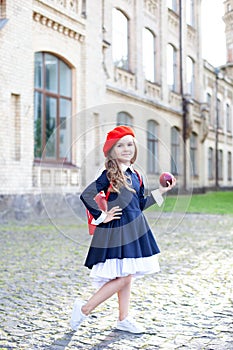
[121,164,135,173]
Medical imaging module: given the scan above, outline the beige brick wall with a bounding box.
[0,0,34,194]
[0,0,232,196]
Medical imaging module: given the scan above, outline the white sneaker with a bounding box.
[116,316,144,334]
[70,299,86,331]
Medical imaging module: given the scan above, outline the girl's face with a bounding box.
[113,135,136,165]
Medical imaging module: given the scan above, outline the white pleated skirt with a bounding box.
[89,254,160,289]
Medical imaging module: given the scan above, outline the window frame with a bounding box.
[34,52,72,163]
[190,132,198,177]
[171,126,180,175]
[143,27,156,83]
[116,111,133,126]
[167,43,178,92]
[218,149,223,180]
[206,92,214,126]
[227,151,232,181]
[147,120,159,174]
[208,147,214,180]
[112,8,129,71]
[217,97,222,130]
[226,103,231,133]
[186,56,195,96]
[186,0,195,27]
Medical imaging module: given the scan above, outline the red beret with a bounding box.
[103,125,135,157]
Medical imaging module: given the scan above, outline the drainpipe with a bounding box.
[179,0,187,191]
[215,67,220,189]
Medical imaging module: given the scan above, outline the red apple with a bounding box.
[159,172,174,187]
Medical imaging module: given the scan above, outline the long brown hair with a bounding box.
[105,139,138,193]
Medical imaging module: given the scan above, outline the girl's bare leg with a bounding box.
[82,275,132,316]
[117,276,132,321]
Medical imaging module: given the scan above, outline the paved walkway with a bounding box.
[0,212,233,349]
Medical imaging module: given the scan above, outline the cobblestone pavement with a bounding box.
[0,212,233,350]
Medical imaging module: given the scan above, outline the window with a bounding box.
[171,127,180,175]
[143,28,156,83]
[117,111,133,126]
[186,0,194,26]
[218,150,223,180]
[167,0,177,12]
[228,151,232,181]
[112,8,129,70]
[217,98,222,129]
[206,92,213,126]
[226,103,231,132]
[208,147,214,180]
[34,52,72,162]
[147,120,159,174]
[190,132,198,176]
[186,56,194,96]
[167,44,177,92]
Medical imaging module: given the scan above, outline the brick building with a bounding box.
[0,0,232,219]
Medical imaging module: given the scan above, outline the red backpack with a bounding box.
[87,170,142,235]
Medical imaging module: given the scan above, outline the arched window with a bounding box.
[190,132,198,176]
[208,147,214,180]
[167,44,177,92]
[143,28,156,82]
[34,52,72,162]
[116,111,133,126]
[147,120,159,174]
[171,127,180,175]
[186,56,195,96]
[112,8,129,70]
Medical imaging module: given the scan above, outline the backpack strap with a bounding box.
[105,184,112,200]
[134,169,143,186]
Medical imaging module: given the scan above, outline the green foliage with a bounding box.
[150,191,233,215]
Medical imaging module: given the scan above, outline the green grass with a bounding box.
[150,191,233,215]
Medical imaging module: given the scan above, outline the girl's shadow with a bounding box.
[44,329,143,349]
[43,331,74,349]
[89,329,143,349]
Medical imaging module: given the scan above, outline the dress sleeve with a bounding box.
[138,180,164,210]
[80,170,110,220]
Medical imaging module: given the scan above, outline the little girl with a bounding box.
[70,125,176,333]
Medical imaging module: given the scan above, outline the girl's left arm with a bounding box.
[139,178,176,210]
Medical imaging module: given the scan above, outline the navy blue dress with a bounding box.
[80,168,160,273]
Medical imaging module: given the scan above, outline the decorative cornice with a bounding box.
[168,10,179,29]
[143,0,158,17]
[187,25,196,44]
[33,11,85,42]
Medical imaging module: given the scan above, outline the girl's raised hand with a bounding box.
[103,206,122,223]
[159,177,177,194]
